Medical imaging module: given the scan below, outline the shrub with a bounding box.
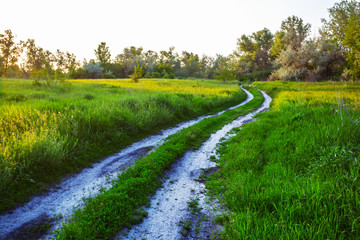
[151,71,161,78]
[270,39,345,81]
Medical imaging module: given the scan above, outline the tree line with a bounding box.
[0,0,359,82]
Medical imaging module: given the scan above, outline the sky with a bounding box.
[1,0,341,61]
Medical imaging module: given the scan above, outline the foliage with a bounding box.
[320,0,360,45]
[280,15,311,50]
[270,37,345,81]
[179,51,203,78]
[115,46,144,76]
[238,69,272,82]
[1,1,360,82]
[215,58,235,83]
[94,42,111,64]
[21,39,53,76]
[129,62,143,82]
[101,62,125,78]
[0,29,19,77]
[321,0,360,80]
[83,61,104,79]
[55,50,79,75]
[233,28,274,75]
[343,13,360,79]
[269,31,286,60]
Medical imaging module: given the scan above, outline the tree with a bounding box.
[129,61,143,83]
[252,28,274,52]
[0,29,19,77]
[215,58,235,83]
[319,0,360,80]
[343,14,360,79]
[320,0,360,45]
[204,54,226,79]
[233,28,274,75]
[21,39,56,79]
[281,16,311,50]
[115,46,143,76]
[270,31,286,59]
[270,39,344,81]
[0,56,3,76]
[55,50,79,78]
[143,50,158,75]
[83,61,104,79]
[94,42,111,64]
[22,39,44,72]
[180,51,202,77]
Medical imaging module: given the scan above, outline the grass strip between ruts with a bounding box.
[55,88,264,239]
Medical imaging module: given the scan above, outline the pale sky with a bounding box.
[1,0,341,61]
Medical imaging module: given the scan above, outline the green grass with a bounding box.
[0,78,245,212]
[206,81,360,239]
[54,88,265,239]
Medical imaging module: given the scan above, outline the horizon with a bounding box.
[2,0,340,61]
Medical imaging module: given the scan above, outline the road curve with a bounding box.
[0,87,254,240]
[118,90,271,240]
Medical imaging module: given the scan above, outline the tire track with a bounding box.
[0,87,253,240]
[118,90,271,240]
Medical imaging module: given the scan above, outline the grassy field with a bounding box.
[0,78,244,212]
[207,81,360,239]
[55,88,265,239]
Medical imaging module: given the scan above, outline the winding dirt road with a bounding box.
[117,89,271,240]
[0,87,254,240]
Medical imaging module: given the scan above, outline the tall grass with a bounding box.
[207,81,360,239]
[0,78,244,212]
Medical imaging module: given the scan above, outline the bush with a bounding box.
[270,39,345,81]
[83,62,104,79]
[103,73,115,79]
[238,70,272,82]
[168,73,175,79]
[70,68,89,79]
[151,71,161,78]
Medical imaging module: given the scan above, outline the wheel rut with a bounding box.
[117,89,271,240]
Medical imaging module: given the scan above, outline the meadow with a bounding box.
[0,78,244,212]
[207,81,360,239]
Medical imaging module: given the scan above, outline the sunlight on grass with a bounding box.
[207,80,360,239]
[71,78,240,97]
[0,78,243,212]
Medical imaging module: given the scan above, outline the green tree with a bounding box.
[281,16,311,50]
[22,39,44,72]
[21,39,55,79]
[180,51,202,77]
[215,59,235,83]
[0,29,19,77]
[320,0,360,45]
[270,38,344,81]
[55,50,79,74]
[343,14,360,79]
[233,28,273,74]
[269,31,286,59]
[0,56,4,76]
[115,46,143,76]
[130,61,143,83]
[95,42,111,64]
[252,28,274,52]
[143,50,158,75]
